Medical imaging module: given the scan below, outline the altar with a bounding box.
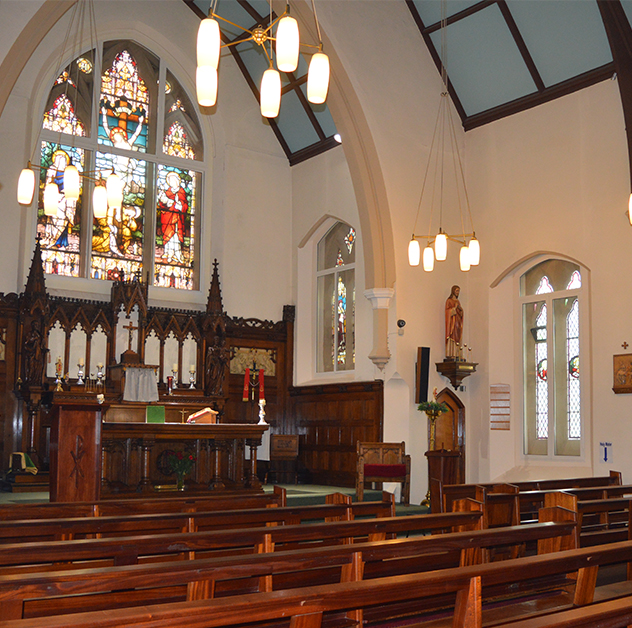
[50,403,268,502]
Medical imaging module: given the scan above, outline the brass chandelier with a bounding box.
[407,2,480,273]
[196,0,330,118]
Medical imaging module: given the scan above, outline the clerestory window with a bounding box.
[36,40,203,290]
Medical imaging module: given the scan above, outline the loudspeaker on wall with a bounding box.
[415,346,430,404]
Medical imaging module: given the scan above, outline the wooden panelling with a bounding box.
[289,381,383,487]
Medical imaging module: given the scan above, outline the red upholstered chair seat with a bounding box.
[363,464,407,478]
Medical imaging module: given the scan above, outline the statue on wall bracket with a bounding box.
[437,285,478,390]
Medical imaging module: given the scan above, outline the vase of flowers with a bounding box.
[165,449,196,490]
[418,388,448,450]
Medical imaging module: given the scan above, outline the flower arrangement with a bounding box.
[418,387,448,415]
[165,449,196,489]
[418,388,447,451]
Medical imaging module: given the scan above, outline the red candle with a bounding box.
[243,368,250,401]
[259,369,264,401]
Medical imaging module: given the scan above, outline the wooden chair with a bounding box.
[265,434,299,484]
[356,441,411,504]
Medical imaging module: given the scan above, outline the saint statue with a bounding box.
[23,319,47,385]
[205,333,229,397]
[445,285,464,359]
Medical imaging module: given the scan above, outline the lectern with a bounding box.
[424,449,463,513]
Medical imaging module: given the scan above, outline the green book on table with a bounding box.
[146,405,166,423]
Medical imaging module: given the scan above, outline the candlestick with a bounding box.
[189,368,196,389]
[77,360,84,385]
[258,399,268,425]
[171,368,178,389]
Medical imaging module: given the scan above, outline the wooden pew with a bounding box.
[441,470,622,513]
[0,494,397,544]
[496,596,632,628]
[543,491,631,546]
[8,530,632,628]
[0,487,287,520]
[0,519,577,620]
[0,510,485,574]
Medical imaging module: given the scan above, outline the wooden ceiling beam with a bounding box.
[596,0,632,193]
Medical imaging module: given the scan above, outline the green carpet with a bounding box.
[265,484,429,516]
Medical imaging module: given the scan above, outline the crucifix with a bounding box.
[123,320,138,352]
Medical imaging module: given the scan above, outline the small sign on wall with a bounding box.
[600,441,613,464]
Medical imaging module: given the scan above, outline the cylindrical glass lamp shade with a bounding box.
[43,182,59,216]
[106,172,124,210]
[196,65,218,107]
[93,185,108,218]
[408,239,420,266]
[276,15,299,72]
[434,232,447,261]
[307,52,330,104]
[422,246,435,272]
[17,167,35,205]
[64,165,80,201]
[260,68,281,118]
[197,18,221,69]
[468,236,480,265]
[459,245,471,272]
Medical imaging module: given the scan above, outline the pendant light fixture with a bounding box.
[15,0,124,222]
[260,67,282,118]
[407,0,480,273]
[196,0,329,118]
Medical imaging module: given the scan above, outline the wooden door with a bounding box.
[432,388,465,484]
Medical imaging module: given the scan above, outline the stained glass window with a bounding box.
[154,166,197,289]
[522,259,584,457]
[317,222,356,372]
[566,299,580,439]
[163,122,195,160]
[36,142,84,277]
[534,304,548,439]
[98,49,150,153]
[43,94,85,136]
[38,41,203,288]
[90,150,146,280]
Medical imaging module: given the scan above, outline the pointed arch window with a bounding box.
[521,259,584,457]
[35,40,204,289]
[317,222,356,373]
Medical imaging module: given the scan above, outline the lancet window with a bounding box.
[316,222,356,373]
[35,40,204,289]
[521,259,585,457]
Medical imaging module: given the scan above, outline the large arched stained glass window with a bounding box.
[521,259,583,457]
[36,40,204,289]
[316,222,356,373]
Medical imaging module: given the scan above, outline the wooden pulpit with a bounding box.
[50,403,104,502]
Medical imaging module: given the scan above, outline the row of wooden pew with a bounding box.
[440,470,632,547]
[1,475,632,627]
